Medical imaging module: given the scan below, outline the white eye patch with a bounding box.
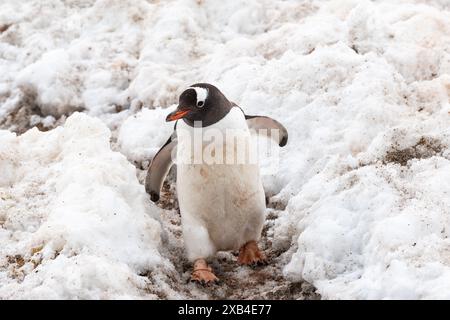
[189,87,208,107]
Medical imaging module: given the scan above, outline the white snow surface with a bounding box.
[1,0,450,299]
[0,113,167,299]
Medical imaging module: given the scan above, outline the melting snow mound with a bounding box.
[0,113,164,299]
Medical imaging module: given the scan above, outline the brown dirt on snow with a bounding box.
[384,137,443,166]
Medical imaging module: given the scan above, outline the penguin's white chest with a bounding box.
[175,108,266,260]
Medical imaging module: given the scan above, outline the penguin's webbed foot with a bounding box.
[190,259,219,285]
[238,241,268,267]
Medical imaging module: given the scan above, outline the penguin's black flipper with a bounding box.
[245,115,288,147]
[145,132,177,202]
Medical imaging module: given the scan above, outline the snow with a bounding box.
[0,113,164,299]
[117,107,175,165]
[1,0,450,299]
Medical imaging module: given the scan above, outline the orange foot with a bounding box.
[190,259,219,285]
[238,241,268,267]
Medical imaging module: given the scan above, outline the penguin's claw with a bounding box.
[238,241,268,266]
[191,259,219,285]
[190,270,219,285]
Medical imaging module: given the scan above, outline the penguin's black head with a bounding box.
[166,83,232,127]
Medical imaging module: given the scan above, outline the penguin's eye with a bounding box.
[197,100,204,108]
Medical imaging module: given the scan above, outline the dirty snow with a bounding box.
[1,0,450,299]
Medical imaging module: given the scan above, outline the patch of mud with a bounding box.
[267,198,288,211]
[0,88,81,134]
[2,245,46,283]
[0,89,36,133]
[0,24,12,33]
[0,105,55,134]
[383,137,444,166]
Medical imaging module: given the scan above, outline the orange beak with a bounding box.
[166,108,191,122]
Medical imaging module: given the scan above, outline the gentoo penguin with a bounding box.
[146,83,288,284]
